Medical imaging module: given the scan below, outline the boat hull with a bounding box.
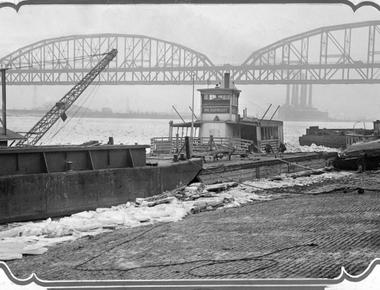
[333,156,380,170]
[0,159,202,224]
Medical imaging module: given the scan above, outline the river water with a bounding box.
[7,115,374,149]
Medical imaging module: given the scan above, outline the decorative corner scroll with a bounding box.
[0,259,380,289]
[0,262,44,288]
[0,0,380,12]
[335,258,380,283]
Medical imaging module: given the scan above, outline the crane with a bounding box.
[15,49,118,146]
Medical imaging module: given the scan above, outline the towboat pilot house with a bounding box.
[151,73,283,155]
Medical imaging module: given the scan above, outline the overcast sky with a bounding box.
[1,3,380,119]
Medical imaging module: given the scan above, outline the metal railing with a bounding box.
[150,136,254,155]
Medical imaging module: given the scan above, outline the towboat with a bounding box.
[151,73,284,158]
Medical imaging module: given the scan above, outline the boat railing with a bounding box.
[345,134,378,146]
[150,136,254,155]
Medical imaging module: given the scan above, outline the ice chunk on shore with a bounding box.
[285,142,340,153]
[241,171,352,189]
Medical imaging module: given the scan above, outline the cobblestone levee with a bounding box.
[5,172,380,280]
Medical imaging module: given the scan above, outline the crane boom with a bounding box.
[16,49,118,146]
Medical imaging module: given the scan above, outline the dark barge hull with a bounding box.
[332,140,380,171]
[299,134,347,148]
[299,125,379,149]
[0,145,201,224]
[332,156,380,170]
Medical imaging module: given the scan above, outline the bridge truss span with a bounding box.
[0,34,220,85]
[234,20,380,84]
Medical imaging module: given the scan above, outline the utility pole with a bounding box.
[190,73,195,157]
[1,68,7,134]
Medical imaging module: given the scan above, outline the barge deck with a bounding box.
[150,152,337,184]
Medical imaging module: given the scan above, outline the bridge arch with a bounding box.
[0,34,220,85]
[233,20,380,84]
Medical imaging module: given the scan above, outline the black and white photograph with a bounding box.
[0,1,379,289]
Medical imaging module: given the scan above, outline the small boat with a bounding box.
[332,139,380,170]
[299,121,380,149]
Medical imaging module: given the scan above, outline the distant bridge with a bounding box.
[1,20,380,85]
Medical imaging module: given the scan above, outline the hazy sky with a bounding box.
[1,3,380,119]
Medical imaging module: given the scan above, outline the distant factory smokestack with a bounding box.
[224,72,230,89]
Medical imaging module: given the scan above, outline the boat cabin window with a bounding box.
[202,94,231,101]
[201,91,239,117]
[202,107,230,113]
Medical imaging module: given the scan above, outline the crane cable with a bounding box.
[38,61,107,145]
[43,82,101,144]
[40,85,96,143]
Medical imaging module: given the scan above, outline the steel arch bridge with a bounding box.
[0,34,221,85]
[1,20,380,85]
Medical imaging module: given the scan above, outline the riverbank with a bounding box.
[4,170,379,280]
[7,109,191,120]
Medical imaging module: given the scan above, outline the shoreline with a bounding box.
[3,170,379,280]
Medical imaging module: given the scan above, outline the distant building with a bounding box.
[278,84,329,121]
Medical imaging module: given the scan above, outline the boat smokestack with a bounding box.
[243,108,247,118]
[224,72,230,89]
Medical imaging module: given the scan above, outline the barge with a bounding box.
[0,144,201,224]
[299,121,380,149]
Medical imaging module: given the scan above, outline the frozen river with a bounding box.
[6,115,374,149]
